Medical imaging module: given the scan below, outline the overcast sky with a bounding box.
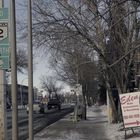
[4,0,53,90]
[4,0,71,93]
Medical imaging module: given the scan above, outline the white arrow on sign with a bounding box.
[0,23,8,41]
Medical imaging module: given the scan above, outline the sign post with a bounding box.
[10,0,18,139]
[0,1,8,140]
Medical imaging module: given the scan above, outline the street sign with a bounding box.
[0,3,8,140]
[119,92,140,128]
[0,59,3,65]
[0,8,9,70]
[0,8,8,21]
[0,56,9,69]
[0,24,9,70]
[0,22,8,42]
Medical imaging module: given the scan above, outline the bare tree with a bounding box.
[31,0,140,122]
[17,48,28,73]
[49,46,98,119]
[40,75,63,96]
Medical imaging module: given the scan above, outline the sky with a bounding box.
[3,1,52,89]
[4,0,71,93]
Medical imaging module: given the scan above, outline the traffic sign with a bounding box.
[0,59,3,65]
[0,56,9,69]
[0,8,9,70]
[0,8,8,21]
[0,45,9,55]
[0,22,8,42]
[0,44,9,69]
[0,3,8,140]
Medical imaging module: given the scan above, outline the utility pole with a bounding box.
[28,0,33,139]
[10,0,18,140]
[0,0,7,140]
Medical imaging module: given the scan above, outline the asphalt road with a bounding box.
[6,107,74,140]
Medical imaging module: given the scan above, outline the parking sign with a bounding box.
[0,8,9,70]
[0,22,8,42]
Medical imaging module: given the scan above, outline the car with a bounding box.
[47,97,61,110]
[26,101,43,114]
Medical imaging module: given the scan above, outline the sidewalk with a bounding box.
[34,105,140,140]
[33,105,106,140]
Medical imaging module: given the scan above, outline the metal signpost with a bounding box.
[0,0,9,139]
[10,0,18,139]
[28,0,33,139]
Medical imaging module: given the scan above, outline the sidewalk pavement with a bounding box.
[34,105,140,140]
[33,105,110,140]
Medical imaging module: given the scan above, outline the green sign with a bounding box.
[0,8,9,70]
[0,45,9,55]
[0,8,8,21]
[0,22,8,44]
[0,44,9,69]
[0,56,9,69]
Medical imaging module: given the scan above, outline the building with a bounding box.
[6,84,28,106]
[6,84,41,107]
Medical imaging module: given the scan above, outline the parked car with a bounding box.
[26,101,43,114]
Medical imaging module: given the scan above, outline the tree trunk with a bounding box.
[115,79,125,122]
[81,84,87,120]
[106,81,118,123]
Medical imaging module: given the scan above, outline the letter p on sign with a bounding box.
[0,23,8,42]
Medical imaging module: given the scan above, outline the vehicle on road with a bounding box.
[47,98,61,110]
[26,94,61,113]
[26,101,44,114]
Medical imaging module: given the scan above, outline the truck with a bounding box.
[47,97,61,110]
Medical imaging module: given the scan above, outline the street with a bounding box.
[6,106,73,140]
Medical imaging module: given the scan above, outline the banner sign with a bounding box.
[119,92,140,128]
